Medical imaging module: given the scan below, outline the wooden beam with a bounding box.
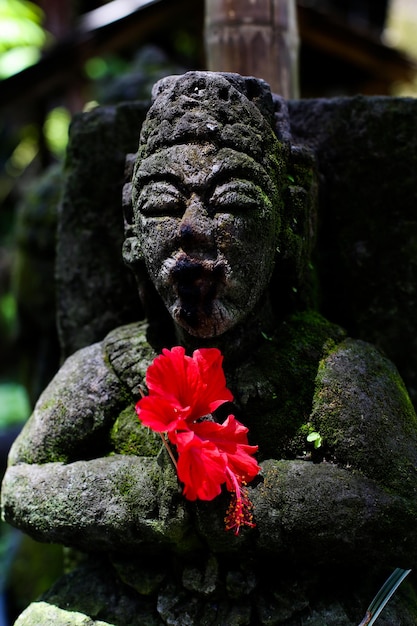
[204,0,300,98]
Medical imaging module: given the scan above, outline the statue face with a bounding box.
[133,143,279,338]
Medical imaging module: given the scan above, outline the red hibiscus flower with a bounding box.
[135,346,260,535]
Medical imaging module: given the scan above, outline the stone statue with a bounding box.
[2,71,417,625]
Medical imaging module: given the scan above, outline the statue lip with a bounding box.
[171,254,226,295]
[169,253,226,329]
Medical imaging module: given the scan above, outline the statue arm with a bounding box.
[253,459,417,568]
[1,455,191,552]
[193,458,417,569]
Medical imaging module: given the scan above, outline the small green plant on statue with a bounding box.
[306,430,322,449]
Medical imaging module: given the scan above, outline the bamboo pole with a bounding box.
[204,0,299,98]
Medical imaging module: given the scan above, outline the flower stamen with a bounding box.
[224,467,256,536]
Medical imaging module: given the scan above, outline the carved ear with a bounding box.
[122,236,144,267]
[122,153,144,267]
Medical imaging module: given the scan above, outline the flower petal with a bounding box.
[192,348,234,414]
[145,346,194,406]
[136,395,188,432]
[192,416,260,484]
[176,434,227,501]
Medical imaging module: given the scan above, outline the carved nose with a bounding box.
[179,195,213,250]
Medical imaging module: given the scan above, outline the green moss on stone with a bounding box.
[232,309,346,460]
[110,405,161,457]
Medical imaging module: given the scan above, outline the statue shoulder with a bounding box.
[312,336,417,495]
[103,321,157,397]
[8,338,128,465]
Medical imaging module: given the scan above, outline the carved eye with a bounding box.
[137,182,185,216]
[210,180,264,212]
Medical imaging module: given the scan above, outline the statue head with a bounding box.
[123,71,315,340]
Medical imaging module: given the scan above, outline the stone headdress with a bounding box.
[136,71,282,176]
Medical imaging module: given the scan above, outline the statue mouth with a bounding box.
[170,255,226,329]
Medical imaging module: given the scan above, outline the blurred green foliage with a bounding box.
[0,382,30,429]
[0,0,51,79]
[43,107,71,158]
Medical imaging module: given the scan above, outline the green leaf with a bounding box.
[306,431,322,448]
